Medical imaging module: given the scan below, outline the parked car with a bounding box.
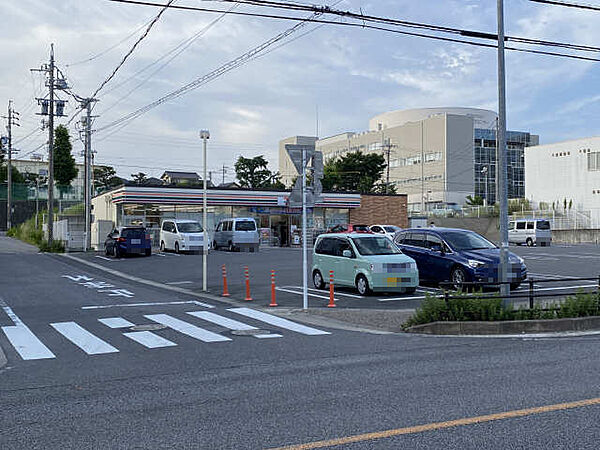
[431,203,462,217]
[394,227,527,290]
[104,226,152,257]
[312,233,419,295]
[212,217,260,252]
[327,224,371,233]
[508,219,552,247]
[159,219,209,254]
[369,224,401,238]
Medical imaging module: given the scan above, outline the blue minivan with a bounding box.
[394,228,527,290]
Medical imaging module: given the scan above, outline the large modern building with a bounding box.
[281,108,538,211]
[525,136,600,211]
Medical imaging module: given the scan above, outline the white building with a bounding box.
[525,136,600,211]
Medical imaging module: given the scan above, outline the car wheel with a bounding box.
[113,245,120,258]
[451,266,467,290]
[356,274,371,296]
[174,242,180,254]
[404,287,417,295]
[160,241,165,252]
[104,246,110,256]
[526,238,534,247]
[510,282,521,290]
[212,240,218,250]
[145,248,151,257]
[313,270,325,290]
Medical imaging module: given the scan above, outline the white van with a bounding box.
[508,219,552,247]
[159,220,209,253]
[213,217,260,252]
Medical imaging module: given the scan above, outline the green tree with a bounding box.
[131,172,148,185]
[0,165,25,184]
[321,151,386,193]
[235,155,284,189]
[568,199,573,210]
[465,195,484,206]
[94,166,122,192]
[53,125,78,198]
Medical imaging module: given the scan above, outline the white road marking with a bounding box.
[528,272,591,280]
[51,322,119,355]
[378,295,428,302]
[187,311,283,339]
[1,306,55,360]
[144,314,231,342]
[229,307,331,336]
[123,331,177,348]
[533,284,597,292]
[98,317,135,328]
[82,300,214,310]
[94,256,114,261]
[165,281,194,285]
[276,287,339,301]
[154,253,166,257]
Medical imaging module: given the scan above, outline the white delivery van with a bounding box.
[212,217,260,252]
[508,219,552,247]
[159,219,209,253]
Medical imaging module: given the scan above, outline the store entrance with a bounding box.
[270,215,290,247]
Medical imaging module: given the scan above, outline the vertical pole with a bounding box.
[497,0,510,303]
[35,177,39,228]
[84,100,92,250]
[485,170,488,208]
[47,44,55,244]
[421,121,425,212]
[302,145,308,310]
[528,278,534,310]
[202,133,208,292]
[6,101,12,230]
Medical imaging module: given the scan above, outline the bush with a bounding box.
[38,239,65,253]
[403,290,600,329]
[6,213,64,253]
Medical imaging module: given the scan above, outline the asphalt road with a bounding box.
[2,238,600,448]
[69,243,600,310]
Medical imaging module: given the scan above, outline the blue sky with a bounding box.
[1,0,598,180]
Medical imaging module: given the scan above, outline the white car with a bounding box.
[369,224,401,239]
[159,219,210,253]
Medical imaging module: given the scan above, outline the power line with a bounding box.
[529,0,600,11]
[107,0,600,53]
[92,0,176,99]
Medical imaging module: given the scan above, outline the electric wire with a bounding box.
[529,0,600,11]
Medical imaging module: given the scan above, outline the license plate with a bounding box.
[386,277,411,284]
[131,239,141,244]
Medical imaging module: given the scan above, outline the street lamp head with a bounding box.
[200,130,210,140]
[481,166,488,174]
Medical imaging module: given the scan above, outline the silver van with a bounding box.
[212,217,260,252]
[508,219,552,247]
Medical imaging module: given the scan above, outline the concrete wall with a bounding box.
[349,194,408,228]
[427,216,500,243]
[525,136,600,211]
[552,229,600,244]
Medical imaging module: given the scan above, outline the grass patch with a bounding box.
[403,290,600,329]
[6,213,64,253]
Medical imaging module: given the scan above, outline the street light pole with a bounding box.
[302,145,308,310]
[482,166,489,207]
[497,0,510,301]
[200,129,210,292]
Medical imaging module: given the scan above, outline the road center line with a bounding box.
[271,397,600,449]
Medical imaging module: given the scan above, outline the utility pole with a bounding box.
[381,135,396,194]
[48,45,55,244]
[3,101,20,230]
[421,121,425,212]
[81,98,96,251]
[221,164,228,185]
[497,0,510,301]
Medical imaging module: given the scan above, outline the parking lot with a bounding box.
[65,242,600,310]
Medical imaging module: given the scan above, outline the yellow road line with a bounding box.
[271,397,600,449]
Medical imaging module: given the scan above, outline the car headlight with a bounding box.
[468,259,485,268]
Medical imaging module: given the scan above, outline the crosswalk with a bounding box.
[0,306,331,362]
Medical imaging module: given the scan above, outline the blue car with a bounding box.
[394,228,527,290]
[104,226,152,257]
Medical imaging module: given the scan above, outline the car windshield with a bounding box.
[235,220,256,231]
[122,228,145,238]
[537,220,551,230]
[177,222,203,233]
[351,236,401,255]
[440,231,497,251]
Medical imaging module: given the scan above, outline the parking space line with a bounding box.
[94,256,113,262]
[276,287,340,301]
[283,286,363,299]
[378,295,428,302]
[165,281,194,285]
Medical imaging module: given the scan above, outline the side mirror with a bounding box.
[342,249,352,258]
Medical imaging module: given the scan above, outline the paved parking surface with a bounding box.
[67,243,600,310]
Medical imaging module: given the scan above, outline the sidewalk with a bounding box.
[0,233,39,254]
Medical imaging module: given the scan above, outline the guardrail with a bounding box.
[438,276,600,309]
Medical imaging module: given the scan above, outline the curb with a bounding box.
[406,316,600,336]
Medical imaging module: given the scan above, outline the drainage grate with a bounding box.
[129,324,167,332]
[231,329,270,336]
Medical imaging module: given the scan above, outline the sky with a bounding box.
[1,0,598,182]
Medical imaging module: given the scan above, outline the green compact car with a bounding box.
[312,233,419,295]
